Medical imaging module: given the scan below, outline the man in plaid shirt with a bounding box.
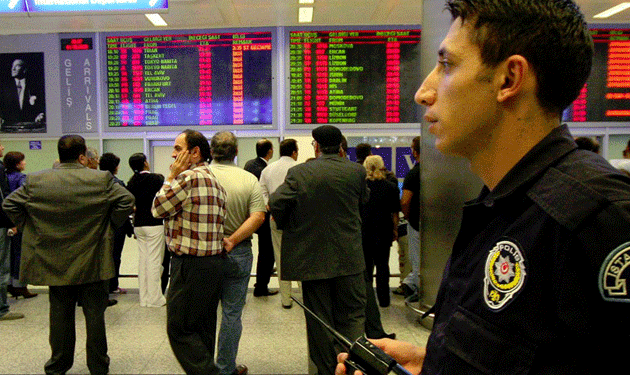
[152,129,227,375]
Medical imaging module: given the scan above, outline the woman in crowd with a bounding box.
[362,155,401,307]
[126,153,167,307]
[4,151,36,299]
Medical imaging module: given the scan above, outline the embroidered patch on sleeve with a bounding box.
[484,240,527,311]
[599,242,630,303]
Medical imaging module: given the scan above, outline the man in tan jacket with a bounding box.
[3,134,134,375]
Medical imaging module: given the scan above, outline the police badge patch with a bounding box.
[599,242,630,303]
[484,240,527,311]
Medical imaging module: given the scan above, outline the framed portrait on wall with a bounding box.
[0,52,46,133]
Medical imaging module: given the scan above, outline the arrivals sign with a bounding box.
[59,33,98,133]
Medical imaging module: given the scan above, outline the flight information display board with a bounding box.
[105,30,273,128]
[288,28,421,126]
[564,28,630,122]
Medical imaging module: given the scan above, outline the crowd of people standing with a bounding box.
[0,128,420,375]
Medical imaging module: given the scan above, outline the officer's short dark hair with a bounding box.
[446,0,593,116]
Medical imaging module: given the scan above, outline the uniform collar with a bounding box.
[470,124,577,206]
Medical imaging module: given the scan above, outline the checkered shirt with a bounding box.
[151,162,227,256]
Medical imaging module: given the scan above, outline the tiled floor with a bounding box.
[0,280,430,375]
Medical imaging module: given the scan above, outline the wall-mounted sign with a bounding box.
[61,38,93,51]
[59,33,97,133]
[29,140,41,150]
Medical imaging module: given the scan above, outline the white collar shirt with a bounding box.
[259,156,299,204]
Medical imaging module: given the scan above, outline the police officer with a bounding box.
[337,0,630,374]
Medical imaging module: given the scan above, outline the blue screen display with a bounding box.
[1,0,167,13]
[105,31,273,127]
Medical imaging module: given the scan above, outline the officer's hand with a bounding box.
[336,338,425,375]
[335,352,362,375]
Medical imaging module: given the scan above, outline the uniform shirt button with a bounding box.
[483,199,494,207]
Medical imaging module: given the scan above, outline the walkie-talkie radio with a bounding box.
[291,297,413,375]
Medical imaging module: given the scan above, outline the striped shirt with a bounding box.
[151,162,227,256]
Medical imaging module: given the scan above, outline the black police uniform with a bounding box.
[422,125,630,375]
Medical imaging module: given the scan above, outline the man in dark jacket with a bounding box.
[244,139,277,297]
[270,125,369,375]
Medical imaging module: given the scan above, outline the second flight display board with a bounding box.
[288,28,421,127]
[105,30,273,128]
[564,28,630,122]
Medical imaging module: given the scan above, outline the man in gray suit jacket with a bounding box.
[2,134,134,375]
[269,125,369,375]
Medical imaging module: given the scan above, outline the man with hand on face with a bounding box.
[337,0,630,374]
[152,130,227,375]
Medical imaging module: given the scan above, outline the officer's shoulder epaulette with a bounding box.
[527,151,630,232]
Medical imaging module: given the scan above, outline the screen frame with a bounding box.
[100,26,278,133]
[283,24,422,131]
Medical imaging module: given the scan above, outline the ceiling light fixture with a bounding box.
[594,2,630,18]
[298,7,313,23]
[299,0,314,4]
[145,13,168,26]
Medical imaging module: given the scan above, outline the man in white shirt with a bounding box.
[259,138,299,308]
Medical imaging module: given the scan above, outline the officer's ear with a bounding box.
[496,54,530,104]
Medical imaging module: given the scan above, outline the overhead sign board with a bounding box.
[0,0,26,12]
[1,0,167,13]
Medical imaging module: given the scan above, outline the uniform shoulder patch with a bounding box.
[599,242,630,303]
[484,240,527,311]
